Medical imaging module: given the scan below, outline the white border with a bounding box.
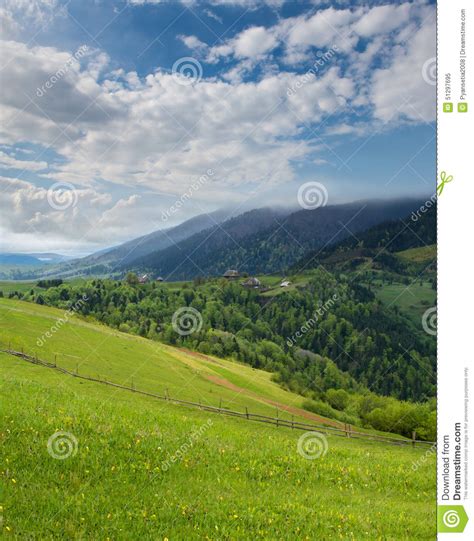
[438,0,473,537]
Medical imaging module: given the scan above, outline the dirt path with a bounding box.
[178,347,223,365]
[204,374,343,428]
[177,347,344,428]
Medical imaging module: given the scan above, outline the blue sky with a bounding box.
[0,0,436,254]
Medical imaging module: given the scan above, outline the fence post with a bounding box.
[348,424,352,438]
[291,415,294,429]
[54,354,57,367]
[219,398,222,413]
[412,431,416,448]
[165,388,169,401]
[245,407,249,420]
[276,409,279,427]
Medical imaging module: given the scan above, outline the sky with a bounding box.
[0,0,436,255]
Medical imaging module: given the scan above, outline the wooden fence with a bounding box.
[1,345,436,448]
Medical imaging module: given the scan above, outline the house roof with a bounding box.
[242,277,261,286]
[223,269,239,277]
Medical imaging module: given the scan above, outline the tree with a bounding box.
[125,272,139,285]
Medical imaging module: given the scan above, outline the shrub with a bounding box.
[326,388,350,411]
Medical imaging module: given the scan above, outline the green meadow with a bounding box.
[0,280,40,294]
[396,245,436,264]
[372,281,436,323]
[0,298,436,539]
[0,298,336,424]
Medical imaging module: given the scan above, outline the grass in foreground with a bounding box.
[1,355,436,540]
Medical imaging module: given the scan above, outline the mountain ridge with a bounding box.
[127,198,427,280]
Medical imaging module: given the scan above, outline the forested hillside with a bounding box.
[126,199,424,279]
[5,266,436,440]
[294,201,436,273]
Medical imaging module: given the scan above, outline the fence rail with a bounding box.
[1,346,436,448]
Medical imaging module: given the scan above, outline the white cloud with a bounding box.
[208,0,284,5]
[178,34,209,56]
[0,176,182,253]
[371,15,436,123]
[206,6,359,65]
[353,3,412,37]
[0,0,64,39]
[0,151,48,172]
[203,8,223,24]
[128,0,164,5]
[207,25,279,62]
[233,26,278,58]
[1,38,356,194]
[0,1,435,252]
[0,40,118,147]
[207,2,425,66]
[0,175,111,251]
[285,7,358,50]
[129,0,285,6]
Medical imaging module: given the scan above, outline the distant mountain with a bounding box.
[0,253,71,266]
[31,253,73,263]
[0,254,44,266]
[35,209,234,279]
[126,198,426,280]
[123,206,290,279]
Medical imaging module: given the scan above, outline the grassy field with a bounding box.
[0,278,87,295]
[0,297,436,538]
[0,280,40,294]
[0,298,339,426]
[257,273,313,297]
[396,245,436,264]
[372,281,436,323]
[1,353,436,539]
